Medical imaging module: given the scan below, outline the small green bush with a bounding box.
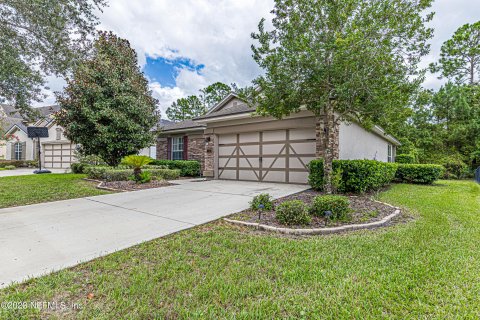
[441,158,468,179]
[150,159,201,176]
[4,165,15,170]
[275,200,311,226]
[395,164,445,184]
[137,171,152,183]
[250,193,274,211]
[310,195,351,220]
[308,159,398,193]
[70,163,87,174]
[395,154,416,164]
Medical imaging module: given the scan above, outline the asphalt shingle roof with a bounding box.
[161,119,205,132]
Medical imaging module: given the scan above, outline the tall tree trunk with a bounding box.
[322,102,336,194]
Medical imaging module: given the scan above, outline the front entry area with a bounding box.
[217,128,316,183]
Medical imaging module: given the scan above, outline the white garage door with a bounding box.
[217,128,316,184]
[43,143,76,169]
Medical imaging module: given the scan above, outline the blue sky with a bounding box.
[143,57,205,88]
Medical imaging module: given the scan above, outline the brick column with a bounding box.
[203,133,215,177]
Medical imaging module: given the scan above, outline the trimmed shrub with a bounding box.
[70,163,88,174]
[4,165,15,170]
[395,154,416,164]
[103,169,133,182]
[310,195,350,220]
[250,193,274,211]
[84,166,110,179]
[0,160,37,168]
[148,168,180,180]
[144,164,169,170]
[395,164,445,184]
[308,159,398,193]
[150,159,201,176]
[87,167,180,181]
[275,200,311,226]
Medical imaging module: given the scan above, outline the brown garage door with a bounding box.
[217,128,316,184]
[43,143,76,168]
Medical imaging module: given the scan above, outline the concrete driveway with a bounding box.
[0,179,307,288]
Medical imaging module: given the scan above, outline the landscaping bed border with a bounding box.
[224,200,401,235]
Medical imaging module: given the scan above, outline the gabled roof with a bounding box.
[195,92,254,120]
[5,122,28,135]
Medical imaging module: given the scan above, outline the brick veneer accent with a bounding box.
[156,134,207,171]
[315,115,339,159]
[187,136,205,170]
[203,133,215,177]
[156,137,168,160]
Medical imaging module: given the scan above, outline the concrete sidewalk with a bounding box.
[0,179,307,288]
[0,168,68,177]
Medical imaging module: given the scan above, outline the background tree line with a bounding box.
[395,21,480,178]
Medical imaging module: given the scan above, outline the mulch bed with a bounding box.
[99,180,173,191]
[229,189,397,229]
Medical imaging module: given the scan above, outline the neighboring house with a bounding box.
[157,93,400,184]
[0,104,24,160]
[2,105,165,168]
[3,105,77,168]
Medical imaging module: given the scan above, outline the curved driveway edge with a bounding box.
[0,179,307,288]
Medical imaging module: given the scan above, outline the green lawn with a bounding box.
[0,174,111,208]
[1,180,479,319]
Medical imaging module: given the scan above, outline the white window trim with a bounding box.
[388,144,395,163]
[14,142,22,160]
[171,137,184,160]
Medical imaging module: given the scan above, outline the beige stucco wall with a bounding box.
[0,144,6,159]
[338,121,393,162]
[5,128,35,160]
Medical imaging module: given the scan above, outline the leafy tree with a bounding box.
[166,82,232,121]
[200,82,231,109]
[56,31,159,167]
[0,0,106,117]
[251,0,433,192]
[430,21,480,85]
[166,95,206,121]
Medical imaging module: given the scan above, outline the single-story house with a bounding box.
[2,105,162,168]
[157,93,399,184]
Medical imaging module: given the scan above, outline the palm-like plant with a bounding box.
[121,155,152,181]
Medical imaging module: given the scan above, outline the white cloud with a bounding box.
[37,0,477,112]
[96,0,274,116]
